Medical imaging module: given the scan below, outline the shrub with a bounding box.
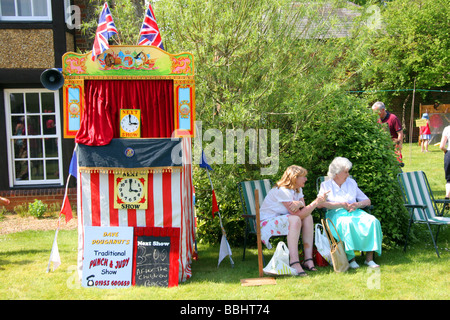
[28,200,47,219]
[286,95,409,249]
[194,94,409,250]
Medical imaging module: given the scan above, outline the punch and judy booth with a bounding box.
[62,45,195,288]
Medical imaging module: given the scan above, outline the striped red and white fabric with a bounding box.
[77,138,195,284]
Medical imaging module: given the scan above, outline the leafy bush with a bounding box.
[194,95,409,250]
[28,200,47,219]
[284,95,409,249]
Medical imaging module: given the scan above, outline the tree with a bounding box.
[155,0,407,246]
[80,0,146,46]
[78,0,409,247]
[359,0,449,94]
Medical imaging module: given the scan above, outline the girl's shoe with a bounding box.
[290,261,308,277]
[301,258,318,271]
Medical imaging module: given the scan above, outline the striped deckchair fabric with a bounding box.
[237,179,273,261]
[397,171,450,258]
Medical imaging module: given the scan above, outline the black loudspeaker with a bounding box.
[40,68,64,90]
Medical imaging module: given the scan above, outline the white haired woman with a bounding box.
[317,157,383,268]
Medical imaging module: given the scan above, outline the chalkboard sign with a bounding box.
[134,236,171,287]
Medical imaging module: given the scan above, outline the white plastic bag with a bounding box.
[314,223,333,266]
[263,241,297,276]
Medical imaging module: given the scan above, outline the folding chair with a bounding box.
[397,171,450,258]
[237,179,273,261]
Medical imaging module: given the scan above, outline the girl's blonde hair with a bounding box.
[276,165,308,192]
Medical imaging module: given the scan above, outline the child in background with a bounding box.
[420,113,431,152]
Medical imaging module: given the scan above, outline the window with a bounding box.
[0,0,52,21]
[4,89,63,187]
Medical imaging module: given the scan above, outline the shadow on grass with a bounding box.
[187,245,336,285]
[186,238,449,286]
[0,248,49,269]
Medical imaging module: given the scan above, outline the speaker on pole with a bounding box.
[40,68,64,91]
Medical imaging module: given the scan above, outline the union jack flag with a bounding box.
[138,3,164,50]
[91,2,118,61]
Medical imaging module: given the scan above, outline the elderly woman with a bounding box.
[260,165,328,276]
[317,157,382,268]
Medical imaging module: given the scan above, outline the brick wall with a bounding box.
[0,187,77,213]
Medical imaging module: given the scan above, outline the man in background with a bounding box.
[372,101,403,163]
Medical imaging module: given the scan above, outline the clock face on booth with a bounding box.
[119,109,141,138]
[118,177,143,202]
[121,114,139,133]
[114,174,148,209]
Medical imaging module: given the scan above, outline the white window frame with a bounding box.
[0,0,52,22]
[4,88,63,187]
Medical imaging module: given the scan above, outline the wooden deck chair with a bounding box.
[237,179,273,261]
[397,171,450,258]
[315,176,373,219]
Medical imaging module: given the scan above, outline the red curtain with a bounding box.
[75,80,174,146]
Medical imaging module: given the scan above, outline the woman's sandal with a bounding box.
[289,261,308,277]
[301,258,318,271]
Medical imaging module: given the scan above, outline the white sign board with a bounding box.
[82,226,134,289]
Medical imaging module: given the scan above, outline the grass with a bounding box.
[0,144,449,300]
[0,230,448,300]
[402,142,446,197]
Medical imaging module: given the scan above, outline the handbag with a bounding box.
[314,223,332,266]
[263,241,297,276]
[321,219,349,273]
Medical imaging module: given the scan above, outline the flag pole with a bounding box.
[46,220,60,273]
[206,170,234,268]
[46,171,72,273]
[194,123,233,267]
[46,144,77,272]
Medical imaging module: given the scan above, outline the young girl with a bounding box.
[259,165,328,276]
[420,113,431,152]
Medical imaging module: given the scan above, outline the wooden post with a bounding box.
[255,189,264,277]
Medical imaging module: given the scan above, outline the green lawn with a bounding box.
[0,144,449,300]
[402,142,446,197]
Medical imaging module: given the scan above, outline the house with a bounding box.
[0,0,78,211]
[293,1,362,39]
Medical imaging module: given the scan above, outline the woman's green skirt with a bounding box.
[325,208,383,261]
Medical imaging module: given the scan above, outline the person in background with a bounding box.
[259,165,328,276]
[439,125,450,201]
[419,113,431,152]
[372,101,404,163]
